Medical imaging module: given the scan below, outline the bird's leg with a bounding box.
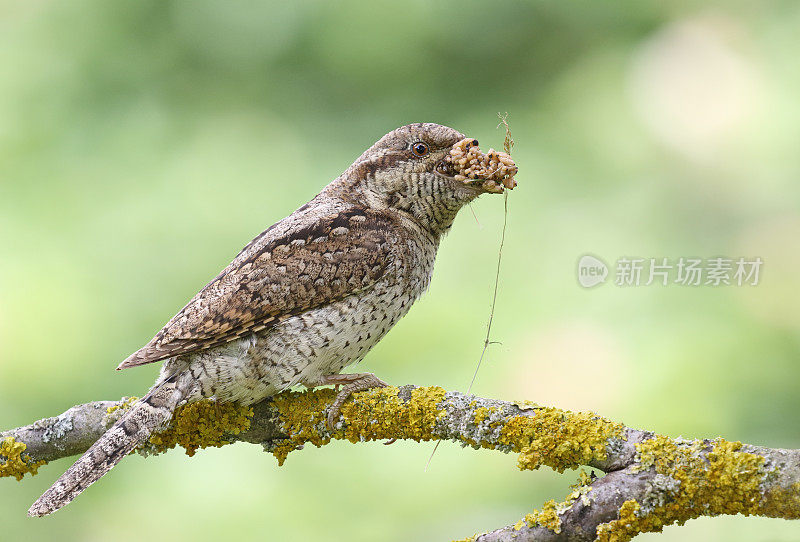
[318,373,388,429]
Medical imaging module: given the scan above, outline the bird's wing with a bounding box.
[117,207,397,369]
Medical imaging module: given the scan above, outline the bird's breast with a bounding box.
[180,236,438,405]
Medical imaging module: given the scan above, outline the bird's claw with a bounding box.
[320,373,388,430]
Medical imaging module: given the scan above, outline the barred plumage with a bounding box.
[29,123,517,516]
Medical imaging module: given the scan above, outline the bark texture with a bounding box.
[2,385,799,541]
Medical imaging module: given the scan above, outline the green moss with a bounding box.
[499,407,625,472]
[596,436,794,541]
[147,400,253,456]
[0,437,46,481]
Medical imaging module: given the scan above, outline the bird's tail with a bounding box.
[28,374,186,517]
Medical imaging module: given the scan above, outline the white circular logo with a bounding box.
[577,254,608,288]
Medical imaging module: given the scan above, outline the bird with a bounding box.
[28,122,517,517]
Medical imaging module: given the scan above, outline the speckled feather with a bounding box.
[29,122,516,517]
[118,208,397,369]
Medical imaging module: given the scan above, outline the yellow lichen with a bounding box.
[473,407,491,425]
[595,436,788,541]
[511,471,596,536]
[0,437,46,481]
[106,396,139,417]
[573,468,594,488]
[8,383,798,542]
[343,386,447,442]
[268,386,626,479]
[762,481,800,519]
[269,386,447,466]
[499,407,625,472]
[596,500,641,542]
[564,468,595,505]
[270,388,337,465]
[147,400,252,457]
[524,499,562,534]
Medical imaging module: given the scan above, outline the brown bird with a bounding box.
[28,123,517,517]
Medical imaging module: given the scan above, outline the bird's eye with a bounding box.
[411,141,429,157]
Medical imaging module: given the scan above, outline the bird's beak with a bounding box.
[446,138,518,194]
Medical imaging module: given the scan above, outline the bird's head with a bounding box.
[336,123,517,237]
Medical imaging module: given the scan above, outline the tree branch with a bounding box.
[2,385,799,540]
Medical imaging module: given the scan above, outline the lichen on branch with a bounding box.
[3,385,800,541]
[145,400,253,457]
[0,437,46,481]
[593,437,800,541]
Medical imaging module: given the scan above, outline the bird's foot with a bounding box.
[318,373,388,430]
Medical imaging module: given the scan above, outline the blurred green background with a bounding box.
[1,1,799,540]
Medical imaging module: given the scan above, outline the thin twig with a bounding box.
[468,203,483,228]
[467,112,514,392]
[467,190,508,394]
